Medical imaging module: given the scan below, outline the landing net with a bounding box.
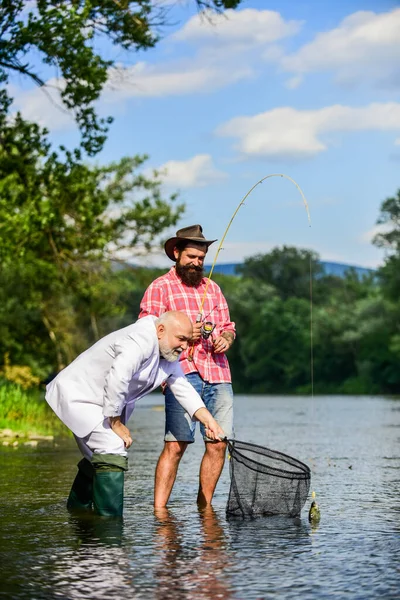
[226,439,311,518]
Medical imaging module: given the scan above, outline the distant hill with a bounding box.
[205,261,375,279]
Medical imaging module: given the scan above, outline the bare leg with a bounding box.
[197,440,227,508]
[154,441,188,508]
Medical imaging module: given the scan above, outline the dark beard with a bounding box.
[176,262,204,287]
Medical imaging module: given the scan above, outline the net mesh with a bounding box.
[226,439,311,518]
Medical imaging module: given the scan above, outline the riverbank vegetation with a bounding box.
[0,380,68,438]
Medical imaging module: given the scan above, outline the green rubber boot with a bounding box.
[91,454,128,518]
[67,458,94,513]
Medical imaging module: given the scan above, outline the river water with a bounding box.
[0,395,399,599]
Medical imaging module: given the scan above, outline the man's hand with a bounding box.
[109,416,133,449]
[213,331,234,353]
[193,407,226,441]
[191,321,202,341]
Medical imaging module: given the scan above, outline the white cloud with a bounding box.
[281,8,400,88]
[285,75,303,90]
[105,60,252,99]
[216,102,400,160]
[262,45,285,63]
[175,9,302,46]
[360,223,393,245]
[10,59,252,130]
[157,154,227,188]
[104,8,301,100]
[10,59,250,130]
[10,78,74,132]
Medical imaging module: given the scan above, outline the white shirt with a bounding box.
[45,315,205,437]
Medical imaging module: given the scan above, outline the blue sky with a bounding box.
[10,0,400,268]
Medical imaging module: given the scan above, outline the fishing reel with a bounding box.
[201,321,216,340]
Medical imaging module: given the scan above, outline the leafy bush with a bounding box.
[0,379,68,436]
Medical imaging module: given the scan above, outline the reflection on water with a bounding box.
[68,513,124,548]
[52,516,130,600]
[0,395,399,599]
[154,507,233,600]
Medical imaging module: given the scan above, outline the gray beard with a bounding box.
[160,345,182,363]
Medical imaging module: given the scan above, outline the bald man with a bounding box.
[46,312,224,517]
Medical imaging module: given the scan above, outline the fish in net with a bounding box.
[226,439,311,518]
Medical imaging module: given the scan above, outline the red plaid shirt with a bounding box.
[139,267,235,383]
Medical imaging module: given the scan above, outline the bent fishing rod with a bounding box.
[197,173,311,319]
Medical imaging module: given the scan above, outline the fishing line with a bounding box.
[309,255,314,399]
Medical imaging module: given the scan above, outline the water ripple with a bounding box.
[0,395,399,599]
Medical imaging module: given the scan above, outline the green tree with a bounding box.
[374,188,400,301]
[370,187,400,392]
[217,274,311,393]
[219,247,386,394]
[0,115,183,371]
[238,246,323,301]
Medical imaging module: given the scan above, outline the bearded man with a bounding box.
[139,225,235,508]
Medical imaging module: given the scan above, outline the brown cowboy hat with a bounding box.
[164,224,217,262]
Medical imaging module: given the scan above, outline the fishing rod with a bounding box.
[197,173,311,318]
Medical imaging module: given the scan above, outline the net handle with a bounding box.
[223,436,233,450]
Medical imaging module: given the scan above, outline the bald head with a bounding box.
[156,311,193,362]
[156,311,192,331]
